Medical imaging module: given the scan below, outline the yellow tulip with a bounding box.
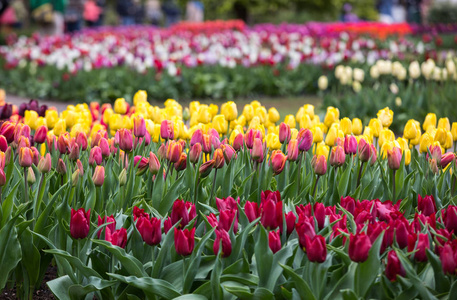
[291,128,299,140]
[35,117,47,128]
[53,119,66,136]
[444,131,453,150]
[249,116,261,130]
[284,115,296,129]
[209,104,218,117]
[419,133,433,153]
[324,106,339,128]
[152,124,161,143]
[381,141,395,159]
[242,104,254,122]
[352,118,362,135]
[396,137,409,152]
[379,129,395,147]
[102,108,114,125]
[438,117,450,131]
[24,110,39,130]
[404,148,411,166]
[362,126,373,143]
[45,110,59,129]
[122,116,133,129]
[340,117,352,136]
[434,128,447,146]
[189,101,200,116]
[423,113,436,131]
[295,107,305,122]
[133,90,147,106]
[312,126,324,143]
[403,119,418,140]
[255,107,267,124]
[325,125,338,147]
[451,122,457,142]
[221,101,238,122]
[268,107,280,124]
[303,104,315,118]
[377,107,393,128]
[212,114,228,134]
[299,114,312,130]
[250,100,261,110]
[197,106,212,124]
[70,123,84,138]
[114,98,128,114]
[369,118,382,138]
[109,114,123,131]
[316,142,329,158]
[62,110,77,128]
[266,133,281,150]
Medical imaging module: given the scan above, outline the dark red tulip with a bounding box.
[314,202,325,230]
[341,196,356,215]
[174,228,195,256]
[296,215,316,250]
[171,199,196,228]
[105,227,127,248]
[97,215,116,238]
[304,235,327,263]
[385,250,405,281]
[213,229,232,257]
[285,211,296,235]
[440,243,457,275]
[136,216,162,246]
[417,195,437,217]
[245,201,260,223]
[34,126,47,144]
[260,198,283,230]
[348,232,372,263]
[268,230,282,254]
[394,219,409,249]
[219,209,238,233]
[164,217,172,233]
[70,208,91,239]
[133,206,150,221]
[407,233,430,262]
[443,206,457,234]
[216,196,239,212]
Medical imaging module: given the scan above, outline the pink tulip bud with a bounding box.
[31,146,40,166]
[213,148,225,169]
[329,145,345,167]
[89,146,103,166]
[56,158,67,174]
[0,169,5,186]
[297,128,313,152]
[189,143,202,164]
[270,150,287,175]
[190,129,203,146]
[199,159,215,178]
[118,128,133,153]
[344,135,357,155]
[279,122,291,144]
[358,138,372,162]
[133,115,147,137]
[68,141,80,161]
[38,153,52,173]
[76,132,88,151]
[34,125,48,144]
[148,152,160,175]
[251,138,264,162]
[221,144,237,164]
[441,152,455,168]
[387,147,402,170]
[19,147,34,168]
[160,120,174,140]
[232,133,244,151]
[312,155,327,175]
[174,152,187,172]
[92,166,105,186]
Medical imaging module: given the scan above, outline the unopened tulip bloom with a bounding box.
[245,201,260,223]
[287,139,299,161]
[34,125,48,144]
[190,129,203,146]
[174,153,187,172]
[377,107,393,128]
[133,115,146,137]
[56,158,67,174]
[352,118,362,135]
[70,208,91,239]
[212,115,228,135]
[268,107,280,124]
[349,232,372,263]
[407,233,430,262]
[251,138,264,162]
[166,141,182,163]
[188,143,201,164]
[330,146,345,167]
[174,228,195,256]
[97,215,116,238]
[148,152,160,175]
[344,135,357,155]
[269,230,282,254]
[171,199,196,228]
[98,138,110,158]
[89,146,103,166]
[419,133,433,153]
[136,216,162,246]
[403,120,418,140]
[385,250,405,281]
[213,229,232,257]
[440,152,455,168]
[304,235,327,263]
[213,148,225,169]
[312,155,327,175]
[440,243,457,275]
[279,122,291,144]
[285,212,296,235]
[134,156,149,173]
[37,153,51,173]
[27,167,36,184]
[105,227,127,248]
[418,194,436,216]
[232,132,244,151]
[160,120,174,140]
[92,166,105,186]
[19,147,33,168]
[118,129,133,153]
[270,150,287,175]
[387,147,402,170]
[297,128,313,152]
[318,75,328,90]
[199,160,215,178]
[423,113,437,131]
[358,139,372,162]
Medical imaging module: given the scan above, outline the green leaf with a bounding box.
[0,217,22,289]
[211,254,223,299]
[68,277,115,300]
[108,274,181,299]
[354,232,383,297]
[280,264,316,300]
[173,295,208,300]
[47,275,73,300]
[254,226,273,288]
[338,164,352,198]
[44,249,102,279]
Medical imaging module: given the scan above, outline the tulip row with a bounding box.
[0,95,456,298]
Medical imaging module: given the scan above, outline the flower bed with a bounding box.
[0,94,456,298]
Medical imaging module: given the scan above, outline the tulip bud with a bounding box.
[72,169,80,187]
[38,153,52,173]
[160,120,174,140]
[190,129,203,146]
[56,158,67,174]
[174,228,195,256]
[312,155,327,176]
[166,141,182,163]
[268,230,282,254]
[199,160,215,178]
[344,135,357,155]
[92,166,105,187]
[221,144,237,164]
[429,158,439,174]
[441,152,455,168]
[232,133,244,151]
[222,101,238,122]
[0,169,6,186]
[297,128,313,152]
[118,128,133,153]
[27,167,36,184]
[349,232,372,263]
[136,216,162,246]
[69,141,80,161]
[34,125,48,144]
[57,134,70,155]
[157,143,167,160]
[213,229,232,257]
[98,138,110,158]
[5,146,12,166]
[133,115,147,137]
[270,150,287,175]
[213,148,225,169]
[358,139,372,162]
[18,147,33,168]
[174,152,187,172]
[31,147,40,166]
[148,152,160,175]
[251,138,264,163]
[387,147,402,170]
[329,146,345,167]
[76,132,88,151]
[440,243,457,275]
[118,168,127,186]
[385,250,405,281]
[134,156,149,175]
[70,208,91,239]
[287,139,299,161]
[279,122,291,144]
[89,146,103,166]
[304,235,327,263]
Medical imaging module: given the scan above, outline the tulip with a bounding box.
[297,128,313,152]
[89,146,103,166]
[0,169,5,187]
[312,155,327,175]
[34,125,48,144]
[348,233,372,263]
[133,206,150,221]
[174,153,187,172]
[105,227,127,248]
[318,75,328,90]
[440,243,457,275]
[344,135,357,155]
[279,122,291,144]
[133,115,146,138]
[117,128,133,153]
[55,159,66,175]
[97,215,116,238]
[31,147,40,166]
[285,211,296,235]
[166,141,182,163]
[251,138,264,163]
[160,120,174,140]
[385,250,405,281]
[26,167,36,185]
[18,147,33,168]
[92,166,105,187]
[136,216,162,246]
[403,120,418,141]
[408,233,430,262]
[0,122,15,143]
[76,131,88,151]
[358,139,372,162]
[443,206,457,233]
[440,152,455,168]
[419,133,433,153]
[174,228,195,256]
[245,201,260,223]
[213,148,225,169]
[232,133,244,151]
[296,215,316,249]
[269,230,282,254]
[212,114,228,135]
[218,209,238,232]
[260,198,282,230]
[189,144,202,165]
[171,199,196,228]
[98,138,110,158]
[387,147,402,170]
[37,153,52,173]
[330,146,345,167]
[213,229,232,257]
[270,150,287,175]
[377,107,393,128]
[199,160,215,178]
[221,144,236,164]
[148,152,160,175]
[70,208,91,239]
[190,129,203,146]
[304,235,327,263]
[418,194,436,217]
[287,139,299,161]
[134,155,149,174]
[114,98,128,114]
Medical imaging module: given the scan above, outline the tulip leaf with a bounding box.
[211,254,222,300]
[223,284,253,299]
[44,249,102,279]
[92,240,146,277]
[173,295,208,300]
[426,249,450,293]
[34,182,68,235]
[0,217,22,290]
[47,275,73,300]
[354,232,383,298]
[254,226,273,288]
[0,181,20,228]
[280,263,316,300]
[68,277,116,300]
[108,274,181,299]
[338,163,352,198]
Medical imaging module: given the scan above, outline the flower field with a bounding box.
[0,91,456,299]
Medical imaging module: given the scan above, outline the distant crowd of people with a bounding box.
[0,0,204,36]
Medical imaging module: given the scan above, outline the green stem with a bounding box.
[210,169,218,206]
[392,169,396,202]
[356,161,365,188]
[34,173,46,221]
[452,175,456,195]
[165,160,172,182]
[150,247,155,277]
[0,186,2,203]
[312,175,320,199]
[297,152,303,198]
[226,120,230,138]
[24,167,28,203]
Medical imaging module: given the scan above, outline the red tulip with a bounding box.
[341,196,356,215]
[97,215,116,238]
[443,206,457,234]
[105,227,127,248]
[260,197,283,230]
[174,228,195,256]
[216,196,239,212]
[393,219,409,249]
[134,155,149,174]
[279,122,291,144]
[34,126,48,144]
[385,250,405,281]
[218,209,238,233]
[118,128,133,153]
[268,230,282,254]
[407,233,430,262]
[285,211,296,235]
[244,201,260,223]
[297,128,313,152]
[314,202,326,230]
[0,122,15,143]
[304,235,327,263]
[296,215,316,250]
[418,194,437,217]
[171,199,196,228]
[440,152,455,168]
[57,134,70,155]
[440,243,457,275]
[348,232,372,263]
[270,150,287,175]
[70,208,91,239]
[133,206,150,221]
[136,216,162,246]
[213,229,232,257]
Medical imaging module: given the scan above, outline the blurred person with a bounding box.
[133,0,144,24]
[162,0,180,27]
[340,3,359,22]
[186,0,203,22]
[84,0,102,27]
[116,0,136,25]
[392,0,406,23]
[146,0,162,26]
[94,0,105,26]
[0,0,15,31]
[378,0,394,23]
[406,0,422,24]
[65,0,84,33]
[30,0,65,36]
